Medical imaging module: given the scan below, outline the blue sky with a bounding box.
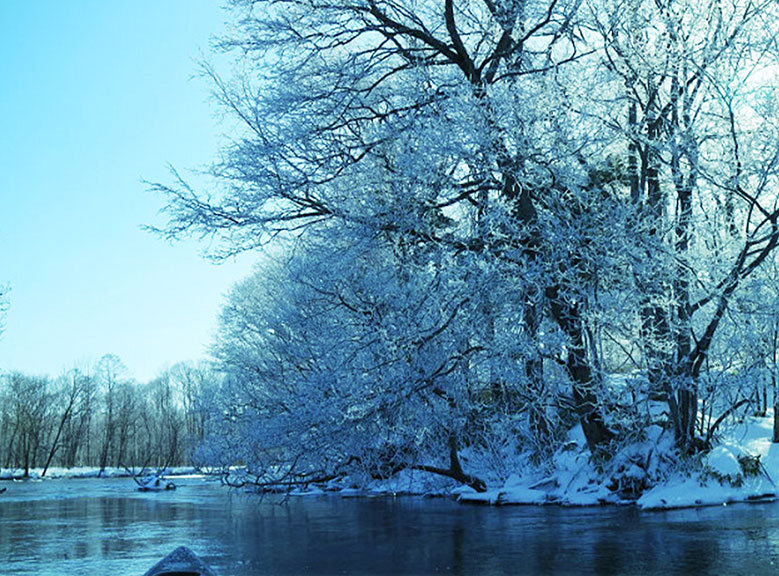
[0,2,256,381]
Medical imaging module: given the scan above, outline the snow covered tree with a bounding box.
[589,0,779,450]
[152,0,779,492]
[203,230,495,489]
[153,0,621,452]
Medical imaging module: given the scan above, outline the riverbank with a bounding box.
[0,466,200,481]
[266,410,779,511]
[455,412,779,510]
[6,412,779,512]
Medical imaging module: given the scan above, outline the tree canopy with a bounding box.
[153,0,779,494]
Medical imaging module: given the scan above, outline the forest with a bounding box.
[148,0,779,498]
[6,0,779,501]
[0,358,211,477]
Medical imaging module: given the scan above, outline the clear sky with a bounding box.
[0,2,256,382]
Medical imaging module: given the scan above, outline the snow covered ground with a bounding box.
[636,416,778,510]
[456,412,779,510]
[247,410,779,511]
[0,466,200,481]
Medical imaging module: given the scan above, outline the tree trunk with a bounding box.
[773,329,779,443]
[547,286,613,451]
[413,434,486,493]
[524,290,549,439]
[773,397,779,444]
[41,405,73,478]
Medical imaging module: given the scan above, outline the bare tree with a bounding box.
[41,369,88,477]
[3,373,52,477]
[95,354,128,475]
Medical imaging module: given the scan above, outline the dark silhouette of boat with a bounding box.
[143,546,217,576]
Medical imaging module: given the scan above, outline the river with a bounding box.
[0,476,778,574]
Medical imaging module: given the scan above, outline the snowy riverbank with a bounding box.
[454,413,779,510]
[271,410,779,511]
[0,466,200,481]
[5,414,779,512]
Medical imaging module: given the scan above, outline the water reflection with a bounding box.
[0,479,778,574]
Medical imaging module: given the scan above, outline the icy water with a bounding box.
[1,478,779,575]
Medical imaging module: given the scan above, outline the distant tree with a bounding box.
[61,367,96,468]
[95,354,129,475]
[0,360,206,473]
[41,369,89,477]
[113,379,142,467]
[142,371,185,468]
[2,373,52,477]
[170,362,213,457]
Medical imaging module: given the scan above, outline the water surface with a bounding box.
[1,477,779,574]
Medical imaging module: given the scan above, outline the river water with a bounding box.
[1,476,779,575]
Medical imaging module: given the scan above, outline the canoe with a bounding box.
[143,546,217,576]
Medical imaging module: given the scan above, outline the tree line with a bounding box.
[0,355,213,478]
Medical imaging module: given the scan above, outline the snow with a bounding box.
[0,466,201,481]
[637,416,778,510]
[457,446,617,507]
[636,473,775,509]
[432,413,779,510]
